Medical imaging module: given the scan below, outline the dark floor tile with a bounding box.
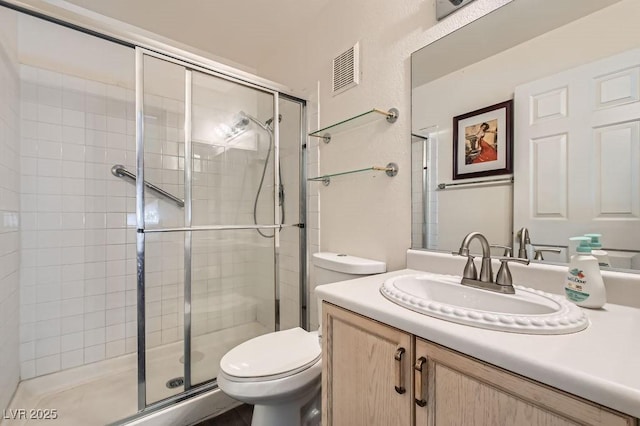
[235,405,253,424]
[196,405,253,426]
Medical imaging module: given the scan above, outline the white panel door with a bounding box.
[514,49,640,252]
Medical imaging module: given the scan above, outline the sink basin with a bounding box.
[380,273,588,334]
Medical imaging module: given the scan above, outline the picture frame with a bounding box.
[452,100,513,180]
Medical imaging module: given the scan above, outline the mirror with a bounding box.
[411,0,640,271]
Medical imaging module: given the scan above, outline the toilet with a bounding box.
[217,252,386,426]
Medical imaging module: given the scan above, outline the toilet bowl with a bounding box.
[217,252,386,426]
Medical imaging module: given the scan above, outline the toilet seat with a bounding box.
[219,327,320,382]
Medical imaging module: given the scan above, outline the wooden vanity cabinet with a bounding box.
[414,338,635,426]
[322,302,637,426]
[322,301,413,426]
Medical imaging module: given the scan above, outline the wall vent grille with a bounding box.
[332,42,360,95]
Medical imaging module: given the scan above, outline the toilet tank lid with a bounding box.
[312,252,386,275]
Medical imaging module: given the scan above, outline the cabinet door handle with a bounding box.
[414,356,427,407]
[394,347,406,394]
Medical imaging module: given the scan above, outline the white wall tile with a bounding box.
[84,344,105,364]
[84,328,105,347]
[35,336,60,358]
[20,361,36,380]
[105,340,125,358]
[61,349,83,369]
[61,315,84,334]
[20,342,34,361]
[84,311,105,330]
[35,354,61,376]
[61,282,83,299]
[62,109,85,128]
[34,319,60,340]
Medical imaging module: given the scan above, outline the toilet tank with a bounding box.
[313,253,386,336]
[313,252,386,285]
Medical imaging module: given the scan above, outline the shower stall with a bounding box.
[0,4,306,425]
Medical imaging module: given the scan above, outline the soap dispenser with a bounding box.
[564,237,606,309]
[584,233,611,268]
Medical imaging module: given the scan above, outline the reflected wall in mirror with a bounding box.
[411,0,640,272]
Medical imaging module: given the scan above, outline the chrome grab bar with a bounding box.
[111,164,185,208]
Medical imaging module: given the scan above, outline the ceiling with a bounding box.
[63,0,329,70]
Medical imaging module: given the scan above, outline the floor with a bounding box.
[4,323,267,425]
[196,405,253,426]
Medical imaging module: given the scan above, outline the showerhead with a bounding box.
[265,114,282,127]
[235,112,251,128]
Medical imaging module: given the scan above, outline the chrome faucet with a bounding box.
[517,227,531,259]
[454,232,529,294]
[456,232,493,282]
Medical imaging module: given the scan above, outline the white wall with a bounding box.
[0,5,20,411]
[413,0,640,253]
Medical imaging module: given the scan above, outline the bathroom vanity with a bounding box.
[316,250,640,426]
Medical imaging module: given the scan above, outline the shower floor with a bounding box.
[4,322,269,426]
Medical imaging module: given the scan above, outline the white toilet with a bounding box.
[217,252,386,426]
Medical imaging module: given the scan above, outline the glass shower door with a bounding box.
[140,53,187,405]
[136,48,279,409]
[189,70,277,386]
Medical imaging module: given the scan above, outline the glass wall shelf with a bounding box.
[308,162,398,186]
[308,107,399,143]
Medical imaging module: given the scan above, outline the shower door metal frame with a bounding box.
[135,47,299,412]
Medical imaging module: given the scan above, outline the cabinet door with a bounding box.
[415,338,636,426]
[322,302,412,426]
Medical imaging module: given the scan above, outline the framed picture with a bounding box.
[452,100,513,180]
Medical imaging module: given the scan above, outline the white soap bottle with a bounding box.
[564,237,607,309]
[584,233,611,268]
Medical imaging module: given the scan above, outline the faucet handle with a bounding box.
[453,252,478,280]
[495,257,530,286]
[490,244,513,257]
[533,248,562,260]
[463,255,478,280]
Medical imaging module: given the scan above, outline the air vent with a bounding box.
[332,42,360,96]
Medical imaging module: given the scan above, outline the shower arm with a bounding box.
[111,164,185,208]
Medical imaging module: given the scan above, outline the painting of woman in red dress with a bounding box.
[464,120,498,164]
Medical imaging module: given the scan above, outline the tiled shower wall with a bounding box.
[18,64,139,378]
[18,62,299,379]
[142,91,273,343]
[0,6,20,411]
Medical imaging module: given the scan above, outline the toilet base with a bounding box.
[250,382,320,426]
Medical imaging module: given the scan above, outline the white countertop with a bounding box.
[315,268,640,418]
